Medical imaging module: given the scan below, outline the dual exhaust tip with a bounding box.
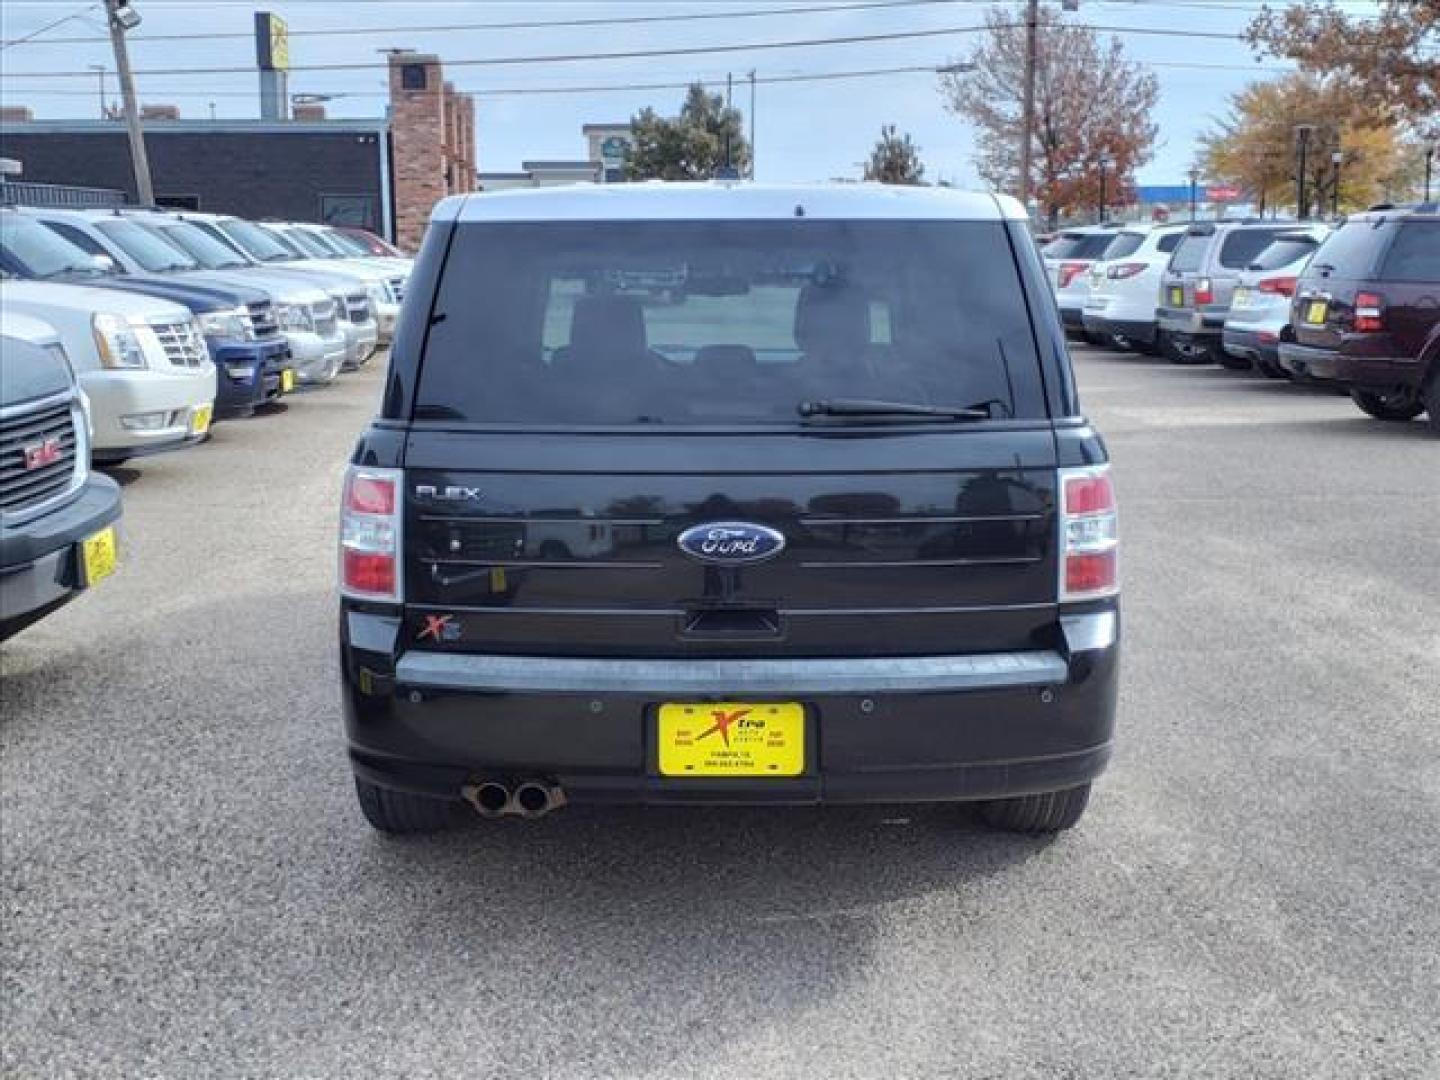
[463,779,566,820]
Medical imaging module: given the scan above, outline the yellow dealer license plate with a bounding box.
[1304,300,1328,325]
[280,368,295,393]
[1169,286,1184,307]
[1231,287,1251,309]
[189,403,213,436]
[80,526,118,588]
[657,702,805,778]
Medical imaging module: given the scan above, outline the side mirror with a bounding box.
[90,254,118,272]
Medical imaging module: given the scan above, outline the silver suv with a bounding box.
[1156,221,1304,365]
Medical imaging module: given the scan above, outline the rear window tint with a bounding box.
[1169,233,1211,272]
[1156,232,1183,253]
[1380,222,1440,281]
[1307,220,1384,279]
[1248,236,1320,271]
[1217,228,1293,269]
[1101,232,1145,259]
[416,220,1045,425]
[1045,232,1114,260]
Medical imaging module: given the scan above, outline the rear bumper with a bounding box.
[1329,354,1427,392]
[1278,342,1343,382]
[1083,315,1158,346]
[1157,307,1225,339]
[1221,328,1280,367]
[341,608,1120,805]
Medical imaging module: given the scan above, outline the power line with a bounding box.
[0,22,1014,79]
[0,0,959,47]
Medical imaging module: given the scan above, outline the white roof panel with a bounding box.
[438,182,1022,224]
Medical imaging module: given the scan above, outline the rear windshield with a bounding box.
[1307,220,1385,278]
[1248,236,1320,271]
[1045,232,1115,260]
[1217,227,1293,269]
[1101,232,1145,259]
[416,220,1043,425]
[1380,222,1440,281]
[1169,233,1212,272]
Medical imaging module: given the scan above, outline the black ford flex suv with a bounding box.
[339,184,1120,835]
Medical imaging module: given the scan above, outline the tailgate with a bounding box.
[402,429,1059,659]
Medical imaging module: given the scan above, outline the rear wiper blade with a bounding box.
[798,398,999,421]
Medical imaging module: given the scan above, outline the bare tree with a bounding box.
[940,4,1158,224]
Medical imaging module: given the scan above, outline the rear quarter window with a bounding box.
[1156,232,1183,254]
[1248,237,1320,271]
[1379,222,1440,281]
[415,219,1049,425]
[1101,232,1145,259]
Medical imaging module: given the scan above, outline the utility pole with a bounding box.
[88,64,107,119]
[105,0,154,205]
[1294,124,1314,222]
[1019,0,1039,211]
[748,69,756,179]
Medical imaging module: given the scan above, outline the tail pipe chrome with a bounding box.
[462,779,566,819]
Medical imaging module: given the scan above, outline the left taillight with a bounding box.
[1106,262,1147,280]
[1059,464,1118,602]
[1353,291,1385,333]
[340,465,403,602]
[1194,277,1214,306]
[1059,261,1088,288]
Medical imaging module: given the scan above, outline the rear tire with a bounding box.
[1166,338,1215,365]
[1254,355,1287,379]
[354,777,461,833]
[1350,388,1423,422]
[1218,352,1252,371]
[979,783,1091,833]
[1423,369,1440,436]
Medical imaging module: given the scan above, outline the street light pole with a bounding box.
[104,0,154,205]
[1330,149,1343,217]
[1188,167,1199,222]
[1426,146,1434,202]
[88,64,108,119]
[1019,0,1038,210]
[1098,156,1111,223]
[747,70,756,179]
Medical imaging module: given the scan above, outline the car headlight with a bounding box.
[197,307,254,341]
[92,312,148,370]
[277,302,314,332]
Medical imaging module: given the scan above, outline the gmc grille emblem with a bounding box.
[414,484,482,502]
[22,437,62,471]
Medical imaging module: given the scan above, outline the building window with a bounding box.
[319,193,378,230]
[155,194,200,210]
[401,64,427,90]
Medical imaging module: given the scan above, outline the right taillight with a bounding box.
[1257,275,1298,296]
[340,465,403,601]
[1059,261,1088,288]
[1059,465,1118,602]
[1107,262,1147,280]
[1194,277,1214,305]
[1353,291,1385,333]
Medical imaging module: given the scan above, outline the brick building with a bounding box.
[0,52,475,249]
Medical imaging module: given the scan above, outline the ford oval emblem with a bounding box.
[677,521,786,565]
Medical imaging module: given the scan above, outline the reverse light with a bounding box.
[1106,262,1147,280]
[1194,277,1214,306]
[340,466,402,601]
[1257,276,1298,297]
[1353,291,1385,333]
[1059,465,1118,602]
[1058,262,1088,288]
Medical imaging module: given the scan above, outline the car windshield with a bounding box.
[417,220,1043,426]
[0,214,108,279]
[1247,236,1320,271]
[1217,228,1295,270]
[1169,233,1211,272]
[327,229,378,256]
[284,229,335,257]
[94,219,199,272]
[146,221,251,269]
[311,230,360,256]
[216,219,297,262]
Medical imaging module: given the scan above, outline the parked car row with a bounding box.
[0,208,411,639]
[1045,204,1439,433]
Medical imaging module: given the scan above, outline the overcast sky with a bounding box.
[0,0,1380,187]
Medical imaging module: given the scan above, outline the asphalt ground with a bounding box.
[2,346,1437,1079]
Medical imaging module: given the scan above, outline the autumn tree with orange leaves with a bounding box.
[940,4,1158,225]
[1247,1,1439,138]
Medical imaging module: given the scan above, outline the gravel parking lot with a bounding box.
[3,347,1437,1079]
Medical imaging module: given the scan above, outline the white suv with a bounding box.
[1,279,216,465]
[1042,225,1126,337]
[1082,223,1189,353]
[1221,226,1330,378]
